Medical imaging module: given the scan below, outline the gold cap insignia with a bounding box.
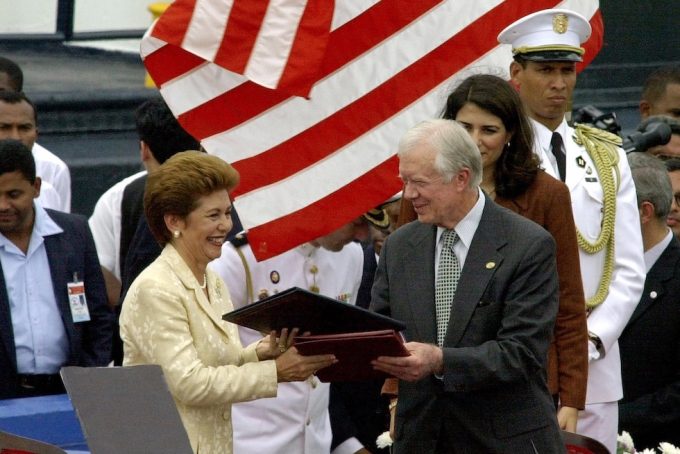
[552,13,569,34]
[485,261,496,269]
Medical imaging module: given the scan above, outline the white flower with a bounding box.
[639,449,657,454]
[659,442,680,454]
[376,431,393,449]
[618,431,635,453]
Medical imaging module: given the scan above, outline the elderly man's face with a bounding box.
[399,144,466,229]
[668,170,680,239]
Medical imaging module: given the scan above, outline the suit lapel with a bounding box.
[0,263,17,370]
[628,239,680,325]
[447,201,506,347]
[44,231,73,327]
[163,246,231,338]
[404,223,437,344]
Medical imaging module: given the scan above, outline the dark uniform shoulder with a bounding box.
[229,230,249,248]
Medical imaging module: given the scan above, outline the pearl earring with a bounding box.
[173,230,181,239]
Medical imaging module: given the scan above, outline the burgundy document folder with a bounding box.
[222,287,409,381]
[294,329,409,382]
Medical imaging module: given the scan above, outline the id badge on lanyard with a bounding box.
[68,272,91,323]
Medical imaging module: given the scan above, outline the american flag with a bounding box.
[142,0,603,260]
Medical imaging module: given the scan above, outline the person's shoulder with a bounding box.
[488,199,552,241]
[31,143,68,169]
[532,170,571,197]
[45,208,87,228]
[387,220,431,248]
[98,171,148,201]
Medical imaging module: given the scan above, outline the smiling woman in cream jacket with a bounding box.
[119,151,336,454]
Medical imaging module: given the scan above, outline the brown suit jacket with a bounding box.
[396,171,588,409]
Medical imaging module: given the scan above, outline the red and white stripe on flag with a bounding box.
[142,0,603,260]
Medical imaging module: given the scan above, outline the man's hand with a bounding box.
[371,342,442,381]
[557,406,578,432]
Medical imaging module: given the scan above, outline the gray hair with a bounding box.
[628,152,673,218]
[397,119,482,188]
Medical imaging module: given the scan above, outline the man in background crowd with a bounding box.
[618,152,680,450]
[0,56,71,212]
[0,139,112,399]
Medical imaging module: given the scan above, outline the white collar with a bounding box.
[436,187,485,250]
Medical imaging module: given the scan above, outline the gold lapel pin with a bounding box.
[485,261,496,269]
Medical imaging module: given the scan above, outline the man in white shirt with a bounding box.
[0,90,70,212]
[0,139,112,399]
[500,9,646,451]
[0,57,71,212]
[88,98,200,310]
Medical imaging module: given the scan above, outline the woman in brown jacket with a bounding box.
[393,74,588,432]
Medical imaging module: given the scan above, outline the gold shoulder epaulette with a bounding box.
[574,123,622,147]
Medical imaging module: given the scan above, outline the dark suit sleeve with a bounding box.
[619,325,680,430]
[443,233,559,392]
[369,237,391,318]
[79,217,114,366]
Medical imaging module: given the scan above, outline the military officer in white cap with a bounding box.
[499,9,646,452]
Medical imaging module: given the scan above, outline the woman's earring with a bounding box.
[506,141,511,148]
[173,230,181,239]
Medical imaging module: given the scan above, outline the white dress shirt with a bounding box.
[0,203,68,374]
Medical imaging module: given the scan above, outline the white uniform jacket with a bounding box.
[532,118,645,404]
[211,241,363,454]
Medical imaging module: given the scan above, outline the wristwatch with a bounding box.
[588,331,605,357]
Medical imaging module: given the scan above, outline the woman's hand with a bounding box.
[275,347,337,382]
[256,328,298,361]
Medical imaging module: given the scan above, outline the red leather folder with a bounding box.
[222,287,409,381]
[294,329,409,382]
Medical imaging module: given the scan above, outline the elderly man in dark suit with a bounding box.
[370,119,564,453]
[618,153,680,450]
[0,139,113,399]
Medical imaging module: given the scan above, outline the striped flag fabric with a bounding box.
[142,0,603,260]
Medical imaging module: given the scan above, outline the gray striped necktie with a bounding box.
[435,229,460,347]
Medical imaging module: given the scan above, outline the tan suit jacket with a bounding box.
[120,244,278,454]
[496,170,588,409]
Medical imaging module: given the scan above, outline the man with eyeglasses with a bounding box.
[665,159,680,239]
